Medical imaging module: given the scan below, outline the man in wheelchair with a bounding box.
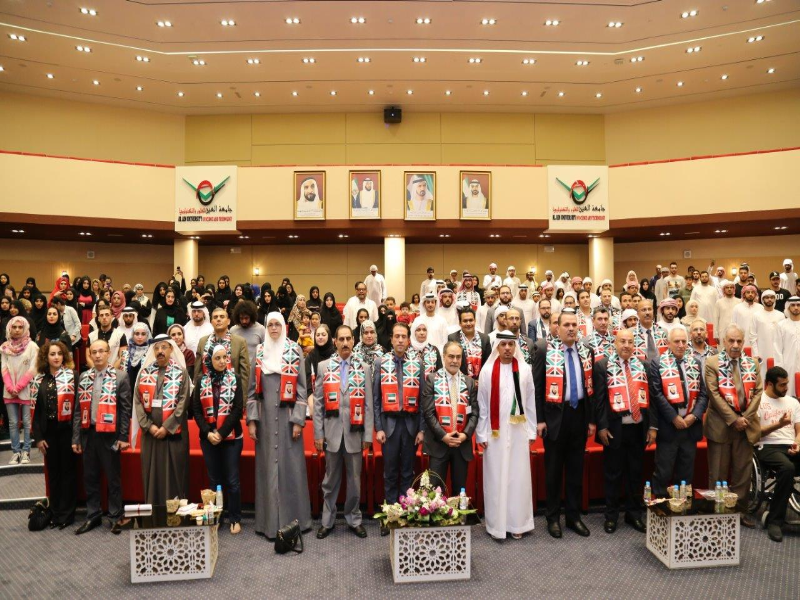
[756,366,800,542]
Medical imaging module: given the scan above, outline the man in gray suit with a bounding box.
[421,341,479,494]
[314,325,373,539]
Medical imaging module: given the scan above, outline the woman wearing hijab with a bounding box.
[303,323,334,418]
[275,285,292,317]
[639,278,657,304]
[30,294,48,334]
[152,282,168,312]
[375,305,398,350]
[352,308,371,345]
[307,286,322,312]
[76,276,96,325]
[287,294,309,340]
[0,273,9,297]
[409,318,442,377]
[249,312,312,538]
[25,277,41,296]
[284,282,298,306]
[258,288,279,326]
[35,306,71,350]
[2,316,38,464]
[152,288,186,336]
[49,276,70,303]
[110,290,126,321]
[353,320,384,369]
[125,322,152,386]
[167,323,196,372]
[192,344,244,534]
[214,277,233,310]
[319,292,343,333]
[6,299,37,340]
[31,340,78,528]
[681,300,702,328]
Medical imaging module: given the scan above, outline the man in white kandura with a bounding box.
[476,330,537,541]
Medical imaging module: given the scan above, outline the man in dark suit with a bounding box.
[533,309,601,538]
[71,339,133,535]
[595,329,657,534]
[528,299,551,343]
[648,327,708,499]
[421,341,479,494]
[447,307,491,379]
[373,322,424,535]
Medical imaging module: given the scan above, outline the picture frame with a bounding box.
[459,170,492,220]
[294,171,326,220]
[349,170,381,219]
[404,171,436,221]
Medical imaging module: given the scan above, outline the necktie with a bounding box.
[340,359,348,393]
[733,359,746,411]
[449,374,459,415]
[624,360,641,422]
[646,329,656,359]
[566,347,579,409]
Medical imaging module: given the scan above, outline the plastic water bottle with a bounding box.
[715,481,722,503]
[643,481,652,504]
[673,484,679,499]
[459,488,468,510]
[215,484,224,509]
[722,480,729,495]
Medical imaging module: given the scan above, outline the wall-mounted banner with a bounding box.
[546,165,608,232]
[175,166,238,233]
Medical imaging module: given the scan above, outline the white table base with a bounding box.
[389,525,471,583]
[646,509,739,569]
[130,524,218,582]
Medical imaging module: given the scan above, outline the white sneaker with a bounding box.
[8,452,20,465]
[20,451,30,464]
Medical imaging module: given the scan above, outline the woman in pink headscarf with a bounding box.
[110,290,126,320]
[1,316,38,464]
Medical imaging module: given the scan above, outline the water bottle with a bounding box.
[643,481,652,504]
[215,484,224,509]
[679,480,686,500]
[672,484,679,500]
[459,488,468,510]
[722,480,729,495]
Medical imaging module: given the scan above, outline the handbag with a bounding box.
[274,519,303,555]
[28,498,52,531]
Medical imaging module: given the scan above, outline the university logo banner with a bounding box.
[175,166,238,233]
[546,165,609,232]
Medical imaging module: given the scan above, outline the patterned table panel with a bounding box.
[647,511,739,569]
[130,525,218,582]
[390,526,471,583]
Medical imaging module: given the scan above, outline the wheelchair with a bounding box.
[748,454,800,527]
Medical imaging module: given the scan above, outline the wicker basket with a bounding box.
[200,489,216,506]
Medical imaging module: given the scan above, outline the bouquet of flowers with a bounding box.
[374,471,476,529]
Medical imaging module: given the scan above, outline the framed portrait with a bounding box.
[294,171,326,220]
[460,171,491,220]
[404,171,436,221]
[349,170,381,219]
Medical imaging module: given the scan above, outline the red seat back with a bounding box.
[706,323,716,347]
[767,357,775,370]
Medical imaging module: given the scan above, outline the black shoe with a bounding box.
[625,514,646,533]
[767,524,783,542]
[741,514,756,529]
[547,520,562,539]
[566,519,590,537]
[316,525,333,539]
[380,524,390,537]
[58,521,72,530]
[604,520,617,534]
[111,517,131,535]
[75,516,102,535]
[349,524,367,538]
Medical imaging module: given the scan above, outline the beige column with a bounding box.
[174,238,199,279]
[589,236,614,287]
[384,236,406,302]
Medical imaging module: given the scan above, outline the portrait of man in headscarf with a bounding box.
[460,171,491,219]
[404,171,436,220]
[294,171,325,219]
[350,170,381,218]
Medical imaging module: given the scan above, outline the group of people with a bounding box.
[1,257,798,544]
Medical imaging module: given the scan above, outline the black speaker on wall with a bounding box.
[384,107,402,124]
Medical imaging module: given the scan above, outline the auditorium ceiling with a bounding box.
[1,0,798,114]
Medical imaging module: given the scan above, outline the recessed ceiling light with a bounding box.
[608,21,623,28]
[468,57,483,64]
[330,90,337,96]
[413,56,426,63]
[220,19,236,27]
[406,89,413,95]
[481,18,497,25]
[721,74,729,80]
[75,45,91,53]
[177,91,184,97]
[747,35,764,43]
[357,57,371,63]
[539,234,550,238]
[677,81,684,86]
[368,90,374,95]
[767,67,776,74]
[681,10,699,18]
[338,233,350,238]
[141,234,153,238]
[635,87,642,93]
[0,66,4,72]
[416,17,431,25]
[136,85,143,91]
[136,56,150,63]
[774,226,788,230]
[756,0,772,4]
[545,19,560,26]
[483,90,489,96]
[445,90,451,96]
[80,8,98,16]
[92,79,100,85]
[686,46,701,53]
[439,234,450,238]
[292,91,298,96]
[254,91,261,97]
[216,92,223,98]
[350,17,366,24]
[521,91,528,96]
[576,60,589,66]
[11,229,24,233]
[285,17,300,24]
[239,235,250,239]
[302,57,316,64]
[659,232,671,236]
[193,59,206,66]
[8,33,26,41]
[156,21,172,28]
[247,58,260,65]
[558,91,565,97]
[522,58,536,65]
[595,92,603,98]
[46,73,54,79]
[630,56,644,63]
